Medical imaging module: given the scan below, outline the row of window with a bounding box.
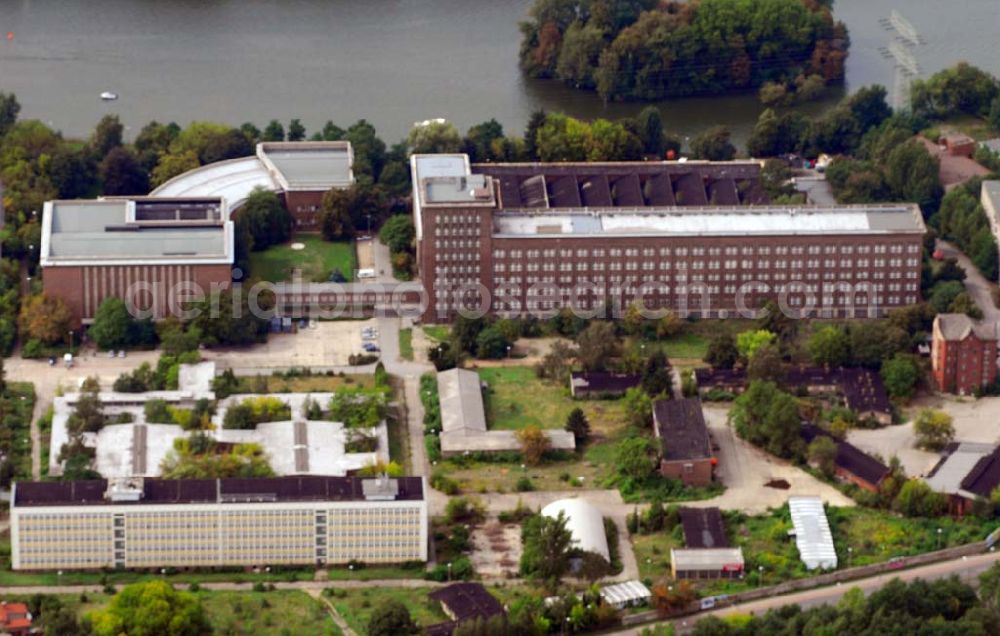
[493,244,918,259]
[493,258,920,272]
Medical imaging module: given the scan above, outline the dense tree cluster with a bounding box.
[691,572,998,636]
[935,179,1000,281]
[519,0,848,102]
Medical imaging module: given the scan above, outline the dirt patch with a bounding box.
[764,479,791,490]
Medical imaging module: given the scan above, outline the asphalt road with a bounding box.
[615,550,1000,635]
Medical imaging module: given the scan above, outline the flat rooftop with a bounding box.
[151,156,278,208]
[493,204,926,238]
[13,475,424,508]
[653,398,712,462]
[41,198,232,266]
[257,141,354,191]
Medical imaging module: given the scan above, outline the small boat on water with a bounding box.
[100,91,118,101]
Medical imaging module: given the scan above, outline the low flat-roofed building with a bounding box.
[653,398,715,486]
[152,142,354,229]
[40,197,234,324]
[10,475,427,570]
[788,496,837,570]
[437,368,574,456]
[670,547,744,580]
[427,583,505,635]
[570,372,641,399]
[926,442,1000,515]
[679,507,729,548]
[801,425,890,493]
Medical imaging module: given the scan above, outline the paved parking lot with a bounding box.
[848,395,1000,477]
[205,319,376,369]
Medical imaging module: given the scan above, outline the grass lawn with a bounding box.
[477,366,625,432]
[632,528,683,582]
[198,590,336,636]
[330,587,447,634]
[249,236,356,283]
[645,319,756,365]
[423,325,450,342]
[399,328,414,361]
[326,564,427,581]
[234,373,374,394]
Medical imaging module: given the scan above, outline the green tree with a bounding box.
[99,147,149,196]
[261,119,285,141]
[463,119,506,162]
[808,326,850,367]
[808,435,838,478]
[634,106,666,156]
[475,326,512,359]
[565,407,590,445]
[151,149,200,187]
[378,214,415,254]
[911,62,1000,119]
[318,183,386,241]
[575,321,619,371]
[730,381,802,459]
[892,479,947,517]
[884,140,941,210]
[0,92,20,137]
[623,386,652,428]
[240,187,292,251]
[90,114,124,159]
[367,599,419,636]
[736,329,776,362]
[881,353,921,400]
[689,126,736,161]
[516,425,551,465]
[18,294,72,346]
[640,350,673,397]
[287,118,306,141]
[89,298,132,350]
[746,344,784,383]
[536,113,591,162]
[408,120,463,154]
[520,511,573,581]
[847,85,893,132]
[704,334,739,369]
[914,409,955,451]
[616,437,655,479]
[89,580,210,636]
[523,109,547,160]
[588,118,643,160]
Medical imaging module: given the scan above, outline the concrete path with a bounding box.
[937,239,1000,322]
[306,588,358,636]
[0,577,445,596]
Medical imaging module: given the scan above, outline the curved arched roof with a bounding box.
[541,498,609,561]
[151,156,277,210]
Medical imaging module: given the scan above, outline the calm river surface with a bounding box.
[0,0,998,144]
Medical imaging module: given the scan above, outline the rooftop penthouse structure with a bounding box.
[411,154,927,323]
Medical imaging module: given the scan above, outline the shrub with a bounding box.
[515,476,535,492]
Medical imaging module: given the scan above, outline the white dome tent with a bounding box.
[541,498,610,562]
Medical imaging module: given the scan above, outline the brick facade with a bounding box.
[932,314,999,394]
[659,457,714,487]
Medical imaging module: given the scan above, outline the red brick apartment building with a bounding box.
[411,154,928,324]
[152,141,354,230]
[41,197,234,325]
[932,313,999,394]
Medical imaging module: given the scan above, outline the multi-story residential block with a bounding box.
[41,196,234,325]
[411,154,927,323]
[932,313,999,394]
[10,475,427,571]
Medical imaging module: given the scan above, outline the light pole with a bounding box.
[847,546,853,568]
[447,562,452,581]
[757,565,764,588]
[506,345,512,359]
[937,527,943,550]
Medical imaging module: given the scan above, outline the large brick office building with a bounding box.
[411,154,927,324]
[40,196,234,325]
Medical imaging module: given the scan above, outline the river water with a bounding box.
[0,0,997,144]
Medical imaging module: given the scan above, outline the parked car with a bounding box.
[363,343,380,353]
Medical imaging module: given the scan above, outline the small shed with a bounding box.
[599,580,652,609]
